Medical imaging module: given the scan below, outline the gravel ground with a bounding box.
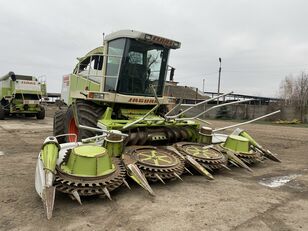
[0,109,307,231]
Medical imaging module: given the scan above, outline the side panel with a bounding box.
[41,83,47,97]
[14,80,41,92]
[61,75,70,105]
[0,79,11,99]
[85,91,176,105]
[61,74,101,106]
[0,81,3,99]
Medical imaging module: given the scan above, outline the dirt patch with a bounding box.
[0,115,308,230]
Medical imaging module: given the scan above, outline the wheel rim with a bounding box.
[68,117,78,142]
[133,147,179,167]
[175,143,223,160]
[183,144,222,159]
[123,146,185,182]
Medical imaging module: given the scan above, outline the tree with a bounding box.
[280,72,308,122]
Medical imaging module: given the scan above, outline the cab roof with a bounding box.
[104,30,181,49]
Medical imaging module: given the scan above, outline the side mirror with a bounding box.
[169,67,175,81]
[11,74,16,82]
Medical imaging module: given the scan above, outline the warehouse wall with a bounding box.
[180,103,308,123]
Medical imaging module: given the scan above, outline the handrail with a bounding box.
[213,110,281,132]
[176,98,253,121]
[165,91,233,119]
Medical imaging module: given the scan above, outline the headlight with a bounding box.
[88,92,104,99]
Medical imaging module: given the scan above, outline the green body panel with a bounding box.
[60,145,115,177]
[98,116,199,130]
[104,140,123,157]
[223,135,250,153]
[70,74,101,92]
[41,143,59,173]
[98,107,199,131]
[239,131,260,148]
[67,74,100,105]
[198,134,212,145]
[41,83,47,97]
[9,98,42,113]
[0,87,11,99]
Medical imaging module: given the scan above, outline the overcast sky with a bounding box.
[1,0,307,97]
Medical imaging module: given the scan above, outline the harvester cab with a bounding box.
[62,30,179,104]
[59,30,188,144]
[37,30,281,219]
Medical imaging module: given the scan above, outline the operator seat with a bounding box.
[118,63,146,94]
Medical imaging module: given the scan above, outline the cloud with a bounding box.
[0,0,307,96]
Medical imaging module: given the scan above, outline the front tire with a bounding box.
[0,106,5,120]
[53,109,66,143]
[64,100,104,142]
[36,106,45,120]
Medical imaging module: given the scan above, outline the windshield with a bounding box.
[106,38,169,96]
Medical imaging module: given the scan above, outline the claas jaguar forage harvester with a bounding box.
[35,30,281,219]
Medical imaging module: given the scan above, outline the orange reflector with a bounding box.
[88,92,94,98]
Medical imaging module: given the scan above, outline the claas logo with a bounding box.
[21,81,36,85]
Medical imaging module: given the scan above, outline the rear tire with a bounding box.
[0,106,5,120]
[53,109,66,143]
[36,106,45,120]
[64,100,104,142]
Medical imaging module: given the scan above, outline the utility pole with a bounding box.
[217,57,222,104]
[202,78,205,93]
[202,78,206,119]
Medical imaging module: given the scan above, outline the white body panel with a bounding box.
[23,100,40,104]
[61,75,70,105]
[34,154,45,199]
[35,142,79,198]
[15,80,41,92]
[212,133,228,144]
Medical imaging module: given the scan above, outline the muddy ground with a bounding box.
[0,107,308,231]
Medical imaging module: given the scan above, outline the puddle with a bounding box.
[0,151,4,156]
[259,174,301,188]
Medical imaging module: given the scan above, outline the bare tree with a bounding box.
[280,72,308,122]
[280,75,294,104]
[147,52,159,70]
